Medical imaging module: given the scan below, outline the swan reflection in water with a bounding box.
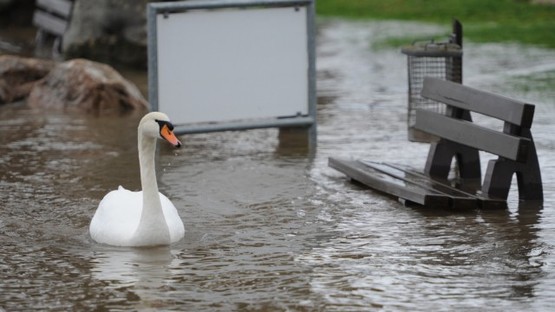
[89,246,187,308]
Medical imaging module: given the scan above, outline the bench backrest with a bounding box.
[415,77,533,162]
[33,0,74,36]
[421,77,535,128]
[415,77,542,201]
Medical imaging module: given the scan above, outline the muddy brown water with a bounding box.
[1,20,555,311]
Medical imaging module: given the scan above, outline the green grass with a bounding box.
[509,70,555,94]
[316,0,555,48]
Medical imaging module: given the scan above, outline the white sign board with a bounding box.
[148,0,315,132]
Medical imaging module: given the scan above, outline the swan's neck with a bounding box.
[132,131,170,246]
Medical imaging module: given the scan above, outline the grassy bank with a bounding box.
[316,0,555,49]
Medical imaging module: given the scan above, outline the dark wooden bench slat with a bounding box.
[386,163,508,209]
[415,109,531,162]
[375,162,477,197]
[329,158,450,207]
[360,161,478,210]
[421,77,535,128]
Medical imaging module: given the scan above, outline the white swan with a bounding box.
[90,112,185,247]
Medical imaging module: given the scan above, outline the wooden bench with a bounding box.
[33,0,74,56]
[329,77,543,210]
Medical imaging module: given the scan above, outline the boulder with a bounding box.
[0,55,55,104]
[27,58,149,114]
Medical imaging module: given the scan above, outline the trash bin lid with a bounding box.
[401,41,462,57]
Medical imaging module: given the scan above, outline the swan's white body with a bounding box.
[90,112,185,247]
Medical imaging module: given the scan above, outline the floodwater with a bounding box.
[1,19,555,311]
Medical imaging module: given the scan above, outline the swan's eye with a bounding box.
[155,119,174,131]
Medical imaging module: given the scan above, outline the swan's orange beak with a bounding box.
[160,124,182,148]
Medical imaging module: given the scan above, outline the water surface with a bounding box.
[1,20,555,311]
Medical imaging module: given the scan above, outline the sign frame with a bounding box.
[147,0,316,144]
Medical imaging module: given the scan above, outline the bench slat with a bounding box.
[36,0,73,17]
[329,158,450,207]
[33,11,68,36]
[415,109,531,162]
[386,163,508,209]
[360,161,478,210]
[421,77,535,128]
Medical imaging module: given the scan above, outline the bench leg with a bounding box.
[517,167,543,201]
[482,159,513,200]
[482,154,543,201]
[516,130,543,201]
[425,139,481,181]
[483,128,543,201]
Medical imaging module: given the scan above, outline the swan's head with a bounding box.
[139,112,182,148]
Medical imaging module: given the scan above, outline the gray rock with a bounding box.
[0,55,55,104]
[28,58,149,114]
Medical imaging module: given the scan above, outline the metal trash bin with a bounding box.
[401,21,463,142]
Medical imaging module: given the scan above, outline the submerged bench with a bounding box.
[33,0,74,56]
[329,77,543,210]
